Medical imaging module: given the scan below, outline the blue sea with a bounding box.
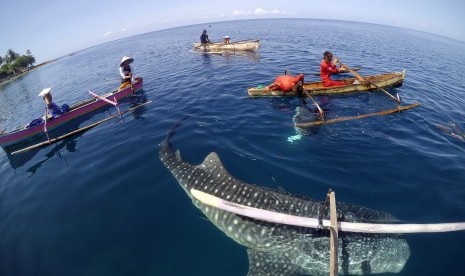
[1,19,465,275]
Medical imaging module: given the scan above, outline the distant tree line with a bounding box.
[0,49,36,81]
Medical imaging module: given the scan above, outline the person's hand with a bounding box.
[333,58,339,65]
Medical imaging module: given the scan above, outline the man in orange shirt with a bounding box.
[264,73,304,93]
[320,51,347,87]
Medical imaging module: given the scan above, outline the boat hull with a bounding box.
[193,40,260,51]
[0,78,143,149]
[248,70,405,97]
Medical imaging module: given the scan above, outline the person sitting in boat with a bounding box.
[119,56,134,91]
[223,35,231,44]
[320,51,348,87]
[200,30,211,44]
[38,87,69,118]
[264,73,304,94]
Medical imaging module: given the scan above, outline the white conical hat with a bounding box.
[38,87,52,97]
[120,56,134,66]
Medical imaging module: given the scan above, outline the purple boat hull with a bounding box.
[0,78,143,148]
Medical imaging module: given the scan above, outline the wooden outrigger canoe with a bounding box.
[248,70,405,97]
[193,39,260,51]
[0,77,143,150]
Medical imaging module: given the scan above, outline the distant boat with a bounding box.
[193,39,260,51]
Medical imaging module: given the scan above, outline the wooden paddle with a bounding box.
[43,106,52,144]
[304,90,325,121]
[337,60,401,104]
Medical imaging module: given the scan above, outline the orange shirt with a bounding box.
[273,74,304,92]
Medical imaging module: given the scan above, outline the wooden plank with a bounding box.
[329,191,338,276]
[11,101,152,155]
[295,103,420,128]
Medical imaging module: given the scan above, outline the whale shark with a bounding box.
[159,127,410,275]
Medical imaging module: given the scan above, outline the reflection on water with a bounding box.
[6,136,78,175]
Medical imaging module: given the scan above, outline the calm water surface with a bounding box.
[1,19,465,275]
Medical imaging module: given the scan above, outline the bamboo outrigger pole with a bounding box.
[295,103,420,128]
[190,188,465,233]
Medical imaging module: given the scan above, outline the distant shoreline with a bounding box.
[0,59,56,86]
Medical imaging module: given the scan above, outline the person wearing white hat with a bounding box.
[38,88,69,118]
[119,56,134,91]
[223,35,231,44]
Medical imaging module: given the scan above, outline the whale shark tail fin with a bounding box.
[160,115,190,155]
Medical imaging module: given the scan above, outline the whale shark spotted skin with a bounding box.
[159,137,410,275]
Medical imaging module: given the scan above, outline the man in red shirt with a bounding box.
[320,51,347,87]
[264,73,304,93]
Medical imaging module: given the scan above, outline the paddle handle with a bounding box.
[336,60,400,103]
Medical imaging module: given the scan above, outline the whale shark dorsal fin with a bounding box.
[175,149,182,161]
[196,152,233,177]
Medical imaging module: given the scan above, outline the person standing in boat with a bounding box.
[320,51,347,87]
[223,35,231,44]
[38,88,69,118]
[200,30,211,44]
[264,72,304,94]
[119,56,134,91]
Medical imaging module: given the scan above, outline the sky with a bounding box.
[1,0,464,63]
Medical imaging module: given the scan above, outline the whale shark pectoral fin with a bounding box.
[247,249,306,276]
[196,152,234,177]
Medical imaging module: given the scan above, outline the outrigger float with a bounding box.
[248,66,420,127]
[0,77,147,154]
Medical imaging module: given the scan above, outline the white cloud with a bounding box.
[121,28,127,32]
[103,30,113,37]
[254,8,267,15]
[232,9,251,16]
[271,9,281,15]
[232,7,287,17]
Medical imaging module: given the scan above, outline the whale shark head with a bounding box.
[159,135,410,275]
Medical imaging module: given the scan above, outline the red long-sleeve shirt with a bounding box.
[320,60,340,83]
